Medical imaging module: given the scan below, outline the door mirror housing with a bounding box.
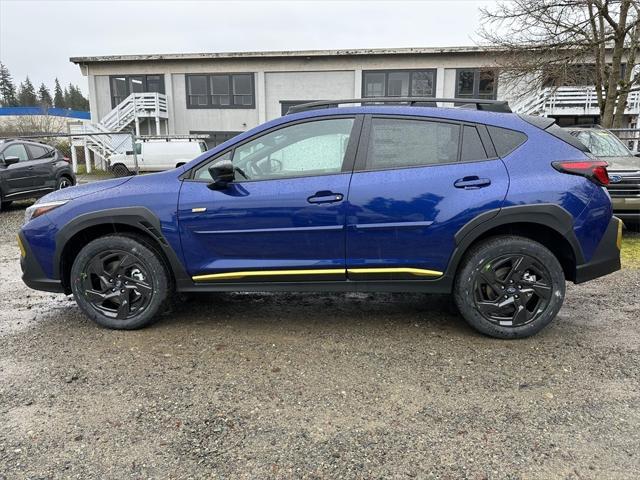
[208,159,235,190]
[2,156,20,166]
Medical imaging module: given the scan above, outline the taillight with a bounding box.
[552,160,610,186]
[63,157,71,164]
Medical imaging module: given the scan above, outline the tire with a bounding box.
[70,234,171,329]
[1,200,12,209]
[454,235,565,339]
[112,163,132,177]
[57,176,73,190]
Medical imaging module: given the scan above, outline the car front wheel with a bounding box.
[70,234,170,329]
[454,236,565,339]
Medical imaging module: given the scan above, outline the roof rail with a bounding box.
[286,97,512,114]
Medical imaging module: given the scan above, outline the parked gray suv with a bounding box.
[568,126,640,226]
[0,139,76,212]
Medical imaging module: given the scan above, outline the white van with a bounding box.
[109,139,207,175]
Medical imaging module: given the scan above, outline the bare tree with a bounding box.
[479,0,640,128]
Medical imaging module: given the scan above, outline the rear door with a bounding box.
[25,143,57,190]
[178,116,362,282]
[345,116,509,280]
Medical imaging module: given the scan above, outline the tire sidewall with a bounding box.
[57,176,72,190]
[70,235,169,329]
[454,236,566,339]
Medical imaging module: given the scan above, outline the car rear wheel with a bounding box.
[454,236,565,339]
[70,234,170,329]
[1,200,12,210]
[57,176,73,190]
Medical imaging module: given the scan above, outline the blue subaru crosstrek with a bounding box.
[18,98,622,338]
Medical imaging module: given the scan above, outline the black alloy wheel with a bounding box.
[80,250,153,320]
[454,236,565,339]
[70,234,170,329]
[473,254,552,327]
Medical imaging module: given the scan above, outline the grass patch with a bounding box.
[621,233,640,269]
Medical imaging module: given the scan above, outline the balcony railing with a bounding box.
[512,86,640,116]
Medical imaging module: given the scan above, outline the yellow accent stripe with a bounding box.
[348,267,443,277]
[193,268,345,281]
[192,267,443,282]
[17,235,25,258]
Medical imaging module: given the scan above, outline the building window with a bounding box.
[186,73,255,109]
[109,75,165,107]
[455,69,497,99]
[190,130,243,149]
[362,70,437,98]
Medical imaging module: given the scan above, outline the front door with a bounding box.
[0,143,36,198]
[178,116,362,283]
[346,116,509,280]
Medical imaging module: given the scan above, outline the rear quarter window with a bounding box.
[487,126,527,157]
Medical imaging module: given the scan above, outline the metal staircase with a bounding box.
[70,92,168,171]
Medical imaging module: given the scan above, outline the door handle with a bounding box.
[454,176,491,189]
[307,191,344,204]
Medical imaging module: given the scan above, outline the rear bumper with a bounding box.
[19,232,65,293]
[574,216,622,284]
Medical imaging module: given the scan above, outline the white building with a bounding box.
[70,46,640,155]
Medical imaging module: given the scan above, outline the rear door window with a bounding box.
[26,144,52,159]
[365,118,461,170]
[461,126,488,161]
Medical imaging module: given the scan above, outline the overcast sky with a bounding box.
[0,0,495,95]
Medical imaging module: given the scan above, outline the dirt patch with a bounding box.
[1,202,639,479]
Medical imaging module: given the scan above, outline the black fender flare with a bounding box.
[54,206,191,289]
[443,203,585,281]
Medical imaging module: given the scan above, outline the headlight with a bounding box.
[24,200,68,224]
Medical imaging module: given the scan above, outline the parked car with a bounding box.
[109,139,207,176]
[0,139,75,212]
[18,98,622,338]
[566,126,640,227]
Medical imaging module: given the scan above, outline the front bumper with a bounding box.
[574,216,622,283]
[18,232,65,293]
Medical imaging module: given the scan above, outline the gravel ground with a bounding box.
[1,200,639,479]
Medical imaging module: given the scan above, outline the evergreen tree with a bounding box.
[17,76,37,106]
[38,83,53,108]
[0,62,18,107]
[65,83,89,111]
[53,78,65,108]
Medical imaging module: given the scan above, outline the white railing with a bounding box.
[100,92,168,132]
[69,92,167,171]
[511,86,640,116]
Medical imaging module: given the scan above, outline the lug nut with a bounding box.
[515,295,519,299]
[120,289,125,293]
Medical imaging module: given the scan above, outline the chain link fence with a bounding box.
[1,130,209,182]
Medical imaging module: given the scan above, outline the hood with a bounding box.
[602,155,640,172]
[37,176,134,203]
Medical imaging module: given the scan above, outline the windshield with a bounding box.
[571,130,631,157]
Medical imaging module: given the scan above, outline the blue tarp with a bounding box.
[0,106,90,120]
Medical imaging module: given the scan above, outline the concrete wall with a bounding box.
[264,71,355,119]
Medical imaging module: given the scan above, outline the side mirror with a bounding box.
[3,156,20,166]
[125,150,134,156]
[634,152,640,158]
[208,159,235,190]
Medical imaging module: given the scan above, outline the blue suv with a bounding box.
[18,98,622,338]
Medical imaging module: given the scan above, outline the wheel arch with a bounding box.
[447,204,585,282]
[56,207,190,293]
